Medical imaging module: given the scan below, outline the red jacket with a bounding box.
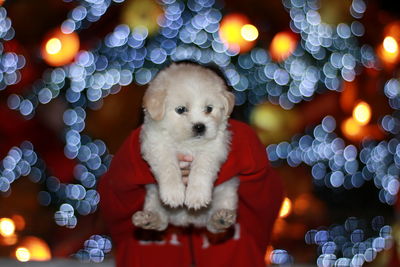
[98,119,284,267]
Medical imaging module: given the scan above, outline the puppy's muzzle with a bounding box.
[192,123,206,136]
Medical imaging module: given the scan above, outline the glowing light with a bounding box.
[1,234,17,246]
[293,194,312,216]
[383,36,398,54]
[378,36,399,65]
[45,38,62,55]
[241,24,258,41]
[18,236,51,261]
[279,197,292,218]
[264,245,274,265]
[16,247,30,262]
[270,32,297,62]
[41,28,80,66]
[121,0,163,35]
[352,101,371,125]
[250,103,300,144]
[12,215,26,231]
[341,117,362,137]
[218,14,255,53]
[0,218,15,237]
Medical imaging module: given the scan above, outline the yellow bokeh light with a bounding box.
[352,101,371,125]
[383,36,399,54]
[279,197,292,218]
[16,247,31,262]
[45,38,62,55]
[341,117,362,137]
[18,236,52,261]
[218,14,255,53]
[41,28,80,66]
[0,218,15,237]
[270,32,297,62]
[241,24,259,41]
[251,104,281,131]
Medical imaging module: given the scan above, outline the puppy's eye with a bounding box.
[175,106,188,114]
[205,105,213,114]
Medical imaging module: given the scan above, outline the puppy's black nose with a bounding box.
[193,123,206,135]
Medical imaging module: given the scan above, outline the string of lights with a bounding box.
[74,234,112,263]
[62,0,125,34]
[306,216,392,266]
[0,7,25,91]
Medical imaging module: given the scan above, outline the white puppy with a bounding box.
[132,63,239,233]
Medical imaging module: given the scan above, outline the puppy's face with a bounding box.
[143,64,235,142]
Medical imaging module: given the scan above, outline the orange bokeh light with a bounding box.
[352,101,371,125]
[264,245,274,265]
[378,45,399,65]
[218,14,257,53]
[293,194,312,216]
[1,234,18,246]
[270,31,298,62]
[11,214,26,231]
[341,117,363,139]
[279,197,292,218]
[0,218,15,237]
[16,236,52,261]
[41,28,80,66]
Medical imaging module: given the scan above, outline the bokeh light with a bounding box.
[378,36,399,65]
[218,13,255,53]
[264,245,274,265]
[45,38,62,55]
[41,28,80,66]
[250,103,300,144]
[269,31,297,62]
[352,101,371,125]
[341,117,363,139]
[121,0,163,35]
[15,247,30,262]
[279,197,292,218]
[11,215,25,231]
[17,236,51,261]
[383,36,398,54]
[241,24,258,41]
[0,218,15,237]
[75,235,112,263]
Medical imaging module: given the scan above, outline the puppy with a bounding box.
[132,63,239,233]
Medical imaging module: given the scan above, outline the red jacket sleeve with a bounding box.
[218,120,284,253]
[97,127,156,243]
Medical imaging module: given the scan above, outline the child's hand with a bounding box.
[178,154,193,186]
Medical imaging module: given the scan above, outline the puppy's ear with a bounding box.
[222,90,235,117]
[143,88,167,121]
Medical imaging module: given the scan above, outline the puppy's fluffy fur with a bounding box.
[132,63,239,233]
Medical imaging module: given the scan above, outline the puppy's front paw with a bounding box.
[132,211,167,231]
[207,209,236,233]
[159,182,185,208]
[184,185,211,210]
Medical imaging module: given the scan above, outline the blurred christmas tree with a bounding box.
[0,0,400,265]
